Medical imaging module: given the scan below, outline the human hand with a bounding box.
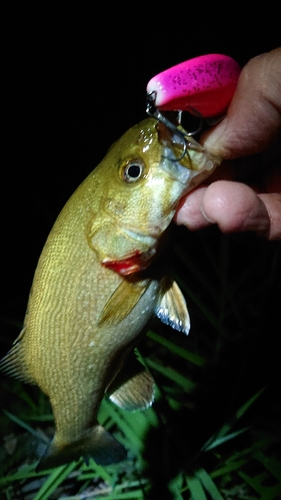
[175,48,281,240]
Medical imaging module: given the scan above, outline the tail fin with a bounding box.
[36,425,127,471]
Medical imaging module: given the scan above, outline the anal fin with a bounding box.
[107,350,155,411]
[108,369,155,412]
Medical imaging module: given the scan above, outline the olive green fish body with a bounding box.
[0,118,221,468]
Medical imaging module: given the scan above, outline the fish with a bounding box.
[0,117,221,470]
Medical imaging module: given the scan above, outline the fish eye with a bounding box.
[121,160,145,183]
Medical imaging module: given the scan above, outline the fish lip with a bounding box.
[122,215,176,242]
[122,227,161,242]
[101,226,166,275]
[102,247,156,275]
[157,120,218,186]
[159,150,192,185]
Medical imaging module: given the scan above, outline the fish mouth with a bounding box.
[159,150,192,185]
[156,121,194,184]
[102,248,156,275]
[101,227,166,276]
[122,227,160,244]
[156,120,220,190]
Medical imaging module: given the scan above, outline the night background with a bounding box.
[1,3,281,499]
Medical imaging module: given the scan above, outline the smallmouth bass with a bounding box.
[0,118,221,469]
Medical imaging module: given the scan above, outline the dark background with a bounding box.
[1,3,281,351]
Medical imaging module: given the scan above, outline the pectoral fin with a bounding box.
[107,353,155,412]
[156,278,190,335]
[98,279,149,327]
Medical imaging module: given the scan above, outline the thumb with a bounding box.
[201,48,281,160]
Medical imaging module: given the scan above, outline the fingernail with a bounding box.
[202,117,228,152]
[200,204,215,224]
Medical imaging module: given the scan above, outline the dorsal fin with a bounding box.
[0,328,36,384]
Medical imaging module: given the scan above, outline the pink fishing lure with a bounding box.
[147,54,241,118]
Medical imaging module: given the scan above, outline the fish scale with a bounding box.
[0,118,222,469]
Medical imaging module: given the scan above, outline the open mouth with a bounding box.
[102,247,156,276]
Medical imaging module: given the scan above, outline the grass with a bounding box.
[1,225,281,499]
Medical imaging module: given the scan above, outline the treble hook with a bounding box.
[146,91,204,162]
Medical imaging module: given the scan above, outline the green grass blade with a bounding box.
[147,330,205,367]
[202,388,265,452]
[254,451,281,481]
[195,469,224,500]
[146,358,195,392]
[168,473,185,500]
[0,468,47,486]
[203,427,250,452]
[3,410,49,443]
[238,470,267,495]
[235,388,265,420]
[99,399,145,455]
[210,458,249,479]
[102,491,144,499]
[86,458,115,485]
[32,463,77,500]
[186,475,208,499]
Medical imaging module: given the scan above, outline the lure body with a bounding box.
[147,54,241,118]
[0,118,221,469]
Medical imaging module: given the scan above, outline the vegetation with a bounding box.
[1,226,281,499]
